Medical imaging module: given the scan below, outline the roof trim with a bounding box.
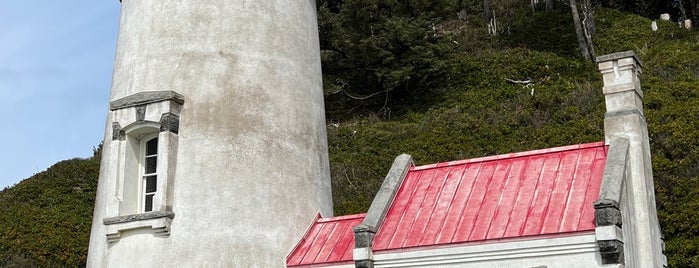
[285,213,322,262]
[597,137,629,204]
[374,230,597,254]
[358,154,413,233]
[413,141,606,171]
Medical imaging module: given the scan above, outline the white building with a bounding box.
[86,0,665,266]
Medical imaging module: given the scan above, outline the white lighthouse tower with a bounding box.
[86,0,333,267]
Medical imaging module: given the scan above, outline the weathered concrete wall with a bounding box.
[597,51,665,267]
[88,0,332,267]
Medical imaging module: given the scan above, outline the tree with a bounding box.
[569,0,596,60]
[318,0,457,118]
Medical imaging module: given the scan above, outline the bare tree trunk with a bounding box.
[546,0,554,11]
[582,0,596,58]
[570,0,592,61]
[483,0,492,20]
[583,0,596,35]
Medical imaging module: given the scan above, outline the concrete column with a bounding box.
[597,51,666,267]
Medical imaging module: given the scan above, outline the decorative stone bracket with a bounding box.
[595,201,624,264]
[110,91,184,140]
[104,211,175,243]
[353,224,376,268]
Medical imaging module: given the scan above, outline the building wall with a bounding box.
[87,0,332,267]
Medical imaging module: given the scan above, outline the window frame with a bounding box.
[102,91,183,242]
[140,135,159,213]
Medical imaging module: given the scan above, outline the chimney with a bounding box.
[596,51,666,267]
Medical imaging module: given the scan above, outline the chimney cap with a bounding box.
[596,50,643,67]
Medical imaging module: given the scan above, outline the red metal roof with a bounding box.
[286,213,365,267]
[372,142,607,251]
[286,142,607,266]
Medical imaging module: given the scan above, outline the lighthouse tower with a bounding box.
[87,1,333,267]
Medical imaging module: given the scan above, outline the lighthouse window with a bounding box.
[102,91,183,240]
[142,136,158,212]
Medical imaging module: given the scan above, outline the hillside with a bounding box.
[0,152,99,267]
[1,3,698,267]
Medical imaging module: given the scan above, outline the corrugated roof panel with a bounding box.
[387,169,434,249]
[286,214,364,267]
[374,142,607,251]
[404,166,450,247]
[469,160,511,241]
[540,150,580,234]
[521,153,562,236]
[433,162,480,245]
[371,170,422,250]
[288,142,608,266]
[578,146,607,230]
[503,155,545,237]
[418,166,466,246]
[451,160,496,243]
[487,157,527,239]
[559,148,596,232]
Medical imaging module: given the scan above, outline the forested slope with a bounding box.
[1,1,698,266]
[320,2,699,266]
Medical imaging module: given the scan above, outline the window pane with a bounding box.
[145,156,157,174]
[144,194,154,212]
[145,176,157,193]
[146,137,158,156]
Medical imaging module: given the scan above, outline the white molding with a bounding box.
[105,216,172,243]
[373,234,610,267]
[596,226,624,242]
[354,247,374,261]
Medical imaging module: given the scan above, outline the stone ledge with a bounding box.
[110,91,184,111]
[104,211,175,242]
[596,50,642,66]
[104,211,175,225]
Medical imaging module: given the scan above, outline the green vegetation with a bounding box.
[0,151,100,267]
[1,2,698,267]
[323,2,699,267]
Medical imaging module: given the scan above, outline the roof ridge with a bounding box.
[413,141,606,171]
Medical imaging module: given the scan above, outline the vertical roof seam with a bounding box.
[400,170,434,248]
[535,154,563,235]
[416,166,453,246]
[467,161,507,241]
[501,157,530,237]
[432,165,468,244]
[449,162,484,243]
[299,221,324,265]
[380,172,417,248]
[559,150,583,233]
[315,221,341,263]
[484,159,516,238]
[520,155,546,236]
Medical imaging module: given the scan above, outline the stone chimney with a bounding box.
[596,51,666,267]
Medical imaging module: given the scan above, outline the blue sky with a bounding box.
[0,1,121,189]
